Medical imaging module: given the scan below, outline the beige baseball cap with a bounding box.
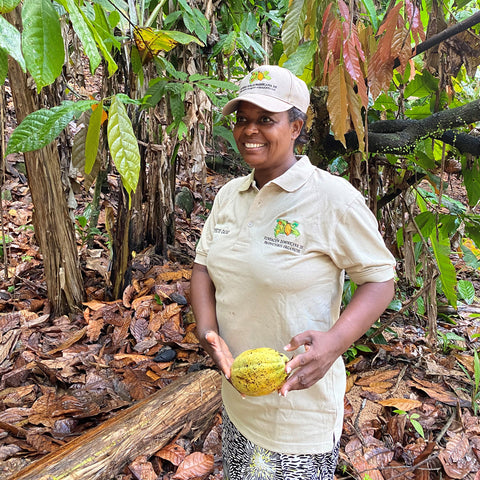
[222,65,310,115]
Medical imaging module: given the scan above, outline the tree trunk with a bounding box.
[9,369,222,480]
[5,7,84,315]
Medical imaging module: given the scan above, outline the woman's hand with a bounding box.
[203,330,235,379]
[279,279,395,397]
[279,330,341,396]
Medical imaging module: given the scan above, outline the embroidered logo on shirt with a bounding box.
[250,70,271,83]
[274,219,300,237]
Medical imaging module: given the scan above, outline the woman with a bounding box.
[190,65,396,480]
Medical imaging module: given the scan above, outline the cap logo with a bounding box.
[250,70,271,83]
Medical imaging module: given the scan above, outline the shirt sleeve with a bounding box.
[329,195,396,285]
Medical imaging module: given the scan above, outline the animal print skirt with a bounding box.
[222,410,339,480]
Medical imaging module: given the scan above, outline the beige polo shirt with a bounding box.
[195,155,396,454]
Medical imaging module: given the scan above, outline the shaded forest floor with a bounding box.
[1,158,480,480]
[1,88,480,478]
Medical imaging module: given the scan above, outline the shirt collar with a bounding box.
[239,155,314,193]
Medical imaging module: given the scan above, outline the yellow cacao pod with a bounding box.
[230,347,289,396]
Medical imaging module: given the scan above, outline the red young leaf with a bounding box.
[405,0,426,43]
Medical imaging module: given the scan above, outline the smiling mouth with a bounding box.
[244,143,266,148]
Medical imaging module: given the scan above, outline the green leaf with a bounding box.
[196,77,237,90]
[237,31,266,58]
[359,0,379,30]
[213,125,238,153]
[0,0,20,14]
[457,280,475,305]
[462,156,480,207]
[416,192,457,308]
[356,344,373,352]
[465,217,480,247]
[410,417,425,438]
[413,211,436,238]
[22,0,64,91]
[474,349,480,391]
[0,48,7,85]
[404,70,438,99]
[143,78,167,107]
[6,100,96,154]
[161,30,204,47]
[387,299,402,311]
[282,0,307,57]
[168,93,185,120]
[460,245,480,269]
[282,41,316,75]
[221,31,237,56]
[431,233,457,308]
[85,101,103,175]
[0,12,25,71]
[107,95,140,207]
[57,0,102,74]
[92,3,121,51]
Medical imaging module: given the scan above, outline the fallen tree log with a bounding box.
[9,369,222,480]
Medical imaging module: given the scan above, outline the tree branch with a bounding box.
[320,99,480,157]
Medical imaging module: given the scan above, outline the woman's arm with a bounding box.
[279,278,395,396]
[190,262,234,378]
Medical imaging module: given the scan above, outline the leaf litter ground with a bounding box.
[2,126,480,479]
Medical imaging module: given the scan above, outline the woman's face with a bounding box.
[233,102,302,186]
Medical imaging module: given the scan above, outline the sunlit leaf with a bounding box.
[6,101,96,154]
[85,101,104,175]
[21,0,64,91]
[107,95,140,207]
[0,15,25,71]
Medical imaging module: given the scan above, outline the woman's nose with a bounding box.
[244,122,258,134]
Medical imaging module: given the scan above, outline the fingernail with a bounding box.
[286,365,291,374]
[283,344,290,351]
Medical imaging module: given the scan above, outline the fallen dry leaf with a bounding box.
[378,398,423,411]
[355,369,400,386]
[438,432,479,479]
[129,455,158,480]
[155,442,186,466]
[172,452,214,480]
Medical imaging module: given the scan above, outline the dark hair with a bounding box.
[288,107,309,150]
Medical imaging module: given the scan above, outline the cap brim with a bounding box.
[222,94,294,115]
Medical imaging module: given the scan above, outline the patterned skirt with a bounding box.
[222,410,339,480]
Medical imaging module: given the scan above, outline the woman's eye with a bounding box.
[261,116,273,123]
